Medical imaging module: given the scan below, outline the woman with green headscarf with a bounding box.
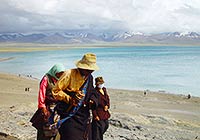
[30,63,65,140]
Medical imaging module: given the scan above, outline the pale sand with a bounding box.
[1,42,199,53]
[0,73,200,140]
[0,57,16,62]
[0,43,105,53]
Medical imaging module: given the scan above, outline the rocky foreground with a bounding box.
[0,104,199,140]
[0,73,200,140]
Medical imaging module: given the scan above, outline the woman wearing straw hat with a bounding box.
[52,53,99,140]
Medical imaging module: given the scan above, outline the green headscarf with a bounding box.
[47,63,65,80]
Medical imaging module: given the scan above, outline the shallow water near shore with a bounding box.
[0,46,200,96]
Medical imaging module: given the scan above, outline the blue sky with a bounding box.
[1,0,200,33]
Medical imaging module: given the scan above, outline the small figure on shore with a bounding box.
[187,94,191,99]
[144,90,147,96]
[92,76,111,140]
[30,63,65,140]
[26,74,32,78]
[25,87,30,92]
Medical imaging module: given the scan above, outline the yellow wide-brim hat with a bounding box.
[75,53,99,71]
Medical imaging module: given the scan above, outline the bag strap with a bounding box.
[56,76,90,128]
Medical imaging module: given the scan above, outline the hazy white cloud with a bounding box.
[0,0,200,33]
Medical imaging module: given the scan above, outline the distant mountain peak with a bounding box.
[0,31,199,45]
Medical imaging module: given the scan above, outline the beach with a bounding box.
[0,73,199,140]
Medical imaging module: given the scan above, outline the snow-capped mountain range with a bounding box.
[0,31,200,45]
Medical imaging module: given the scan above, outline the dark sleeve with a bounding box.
[104,87,110,108]
[92,108,98,118]
[86,75,98,110]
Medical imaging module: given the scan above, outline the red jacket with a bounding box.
[38,75,57,109]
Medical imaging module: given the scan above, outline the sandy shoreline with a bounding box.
[1,42,200,53]
[0,73,200,140]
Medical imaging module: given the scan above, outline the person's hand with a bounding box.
[88,100,94,108]
[95,116,100,121]
[104,105,108,111]
[70,91,85,106]
[42,107,50,122]
[74,90,85,100]
[69,97,79,106]
[42,107,48,116]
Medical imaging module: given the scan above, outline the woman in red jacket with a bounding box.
[30,63,65,140]
[92,76,111,140]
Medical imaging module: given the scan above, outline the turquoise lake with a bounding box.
[0,46,200,97]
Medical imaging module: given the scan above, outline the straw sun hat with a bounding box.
[75,53,99,71]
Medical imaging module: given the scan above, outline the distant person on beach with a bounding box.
[52,53,99,140]
[30,63,65,140]
[144,90,147,96]
[187,94,191,99]
[92,76,111,140]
